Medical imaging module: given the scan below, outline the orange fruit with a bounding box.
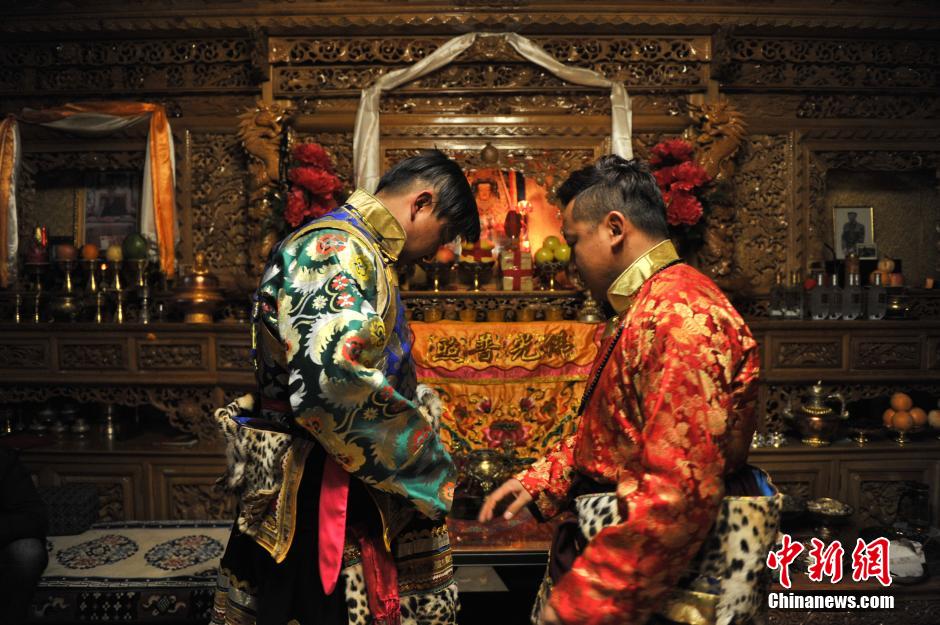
[890,392,913,412]
[891,410,913,432]
[910,407,927,427]
[882,408,896,428]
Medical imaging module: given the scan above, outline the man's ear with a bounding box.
[411,189,435,220]
[604,211,627,250]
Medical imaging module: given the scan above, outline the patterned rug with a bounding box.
[33,520,232,623]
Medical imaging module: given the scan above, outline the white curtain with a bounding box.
[353,32,633,191]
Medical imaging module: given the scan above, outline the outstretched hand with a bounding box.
[477,478,533,523]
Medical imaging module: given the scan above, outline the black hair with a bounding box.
[556,164,603,207]
[375,149,480,243]
[572,155,669,239]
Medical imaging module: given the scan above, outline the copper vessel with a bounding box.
[783,381,848,446]
[175,252,223,323]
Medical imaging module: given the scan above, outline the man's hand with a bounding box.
[540,603,562,625]
[477,478,533,522]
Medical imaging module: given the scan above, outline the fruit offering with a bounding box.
[460,239,495,263]
[886,392,932,435]
[80,243,100,260]
[122,233,149,260]
[106,244,123,262]
[534,246,555,265]
[433,247,456,264]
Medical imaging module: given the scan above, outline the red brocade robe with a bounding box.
[517,240,760,625]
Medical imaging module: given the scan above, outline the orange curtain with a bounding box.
[0,116,17,288]
[19,102,176,275]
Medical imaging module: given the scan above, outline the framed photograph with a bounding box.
[74,171,142,250]
[832,206,874,260]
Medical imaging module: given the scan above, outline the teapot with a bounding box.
[783,381,848,446]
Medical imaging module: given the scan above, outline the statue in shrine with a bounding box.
[211,150,479,625]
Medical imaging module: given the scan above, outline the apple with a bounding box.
[927,409,940,430]
[106,244,123,262]
[910,407,927,427]
[554,244,572,263]
[434,247,456,264]
[543,235,561,251]
[534,247,554,265]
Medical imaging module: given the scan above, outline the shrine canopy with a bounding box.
[0,102,178,287]
[353,32,633,192]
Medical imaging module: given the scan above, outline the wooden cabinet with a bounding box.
[19,434,229,523]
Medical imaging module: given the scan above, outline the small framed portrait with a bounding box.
[833,206,874,260]
[74,171,142,250]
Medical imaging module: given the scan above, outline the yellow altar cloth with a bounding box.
[411,320,603,459]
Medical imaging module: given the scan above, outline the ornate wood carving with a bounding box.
[95,483,126,522]
[689,100,747,283]
[4,5,937,37]
[772,481,812,500]
[270,36,708,67]
[138,344,205,370]
[235,102,290,276]
[190,132,251,277]
[169,483,235,521]
[731,135,792,294]
[275,60,706,97]
[775,341,841,369]
[217,344,253,371]
[725,36,940,91]
[0,343,47,368]
[797,94,940,119]
[853,341,922,370]
[59,343,125,370]
[0,38,253,95]
[0,384,223,443]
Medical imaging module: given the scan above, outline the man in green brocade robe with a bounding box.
[212,151,479,625]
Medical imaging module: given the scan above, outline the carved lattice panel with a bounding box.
[190,133,250,275]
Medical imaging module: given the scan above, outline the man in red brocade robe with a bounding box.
[480,155,760,625]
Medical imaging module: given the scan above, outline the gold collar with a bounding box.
[606,239,680,314]
[343,189,406,262]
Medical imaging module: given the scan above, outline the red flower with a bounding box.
[672,160,710,189]
[665,190,704,226]
[292,143,334,171]
[284,188,310,228]
[289,167,343,197]
[653,166,676,190]
[650,139,694,166]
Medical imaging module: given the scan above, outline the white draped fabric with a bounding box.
[353,32,633,191]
